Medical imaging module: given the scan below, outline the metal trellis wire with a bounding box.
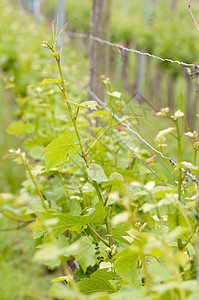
[65,31,195,68]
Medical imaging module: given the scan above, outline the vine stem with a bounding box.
[88,225,109,247]
[22,156,47,210]
[105,217,114,246]
[56,57,88,165]
[194,150,197,166]
[85,115,141,156]
[196,184,199,281]
[92,180,104,203]
[140,251,151,295]
[175,120,182,200]
[55,55,114,248]
[175,119,184,253]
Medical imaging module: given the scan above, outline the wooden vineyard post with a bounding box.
[56,0,66,51]
[33,0,41,22]
[89,0,112,102]
[27,0,41,21]
[136,0,151,102]
[122,0,128,13]
[171,0,178,12]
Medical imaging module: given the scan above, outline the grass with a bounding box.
[0,218,59,300]
[0,80,60,299]
[0,2,198,298]
[0,78,25,193]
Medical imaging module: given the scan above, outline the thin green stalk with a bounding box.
[140,251,151,295]
[194,150,197,166]
[105,217,114,246]
[147,191,183,282]
[22,158,47,210]
[196,184,199,281]
[104,186,112,206]
[175,121,182,201]
[55,53,115,247]
[176,121,182,162]
[184,119,197,165]
[103,187,114,246]
[86,115,146,156]
[175,119,189,258]
[92,181,114,245]
[92,180,104,203]
[56,57,88,166]
[92,180,114,247]
[177,201,199,279]
[86,126,110,156]
[88,225,109,247]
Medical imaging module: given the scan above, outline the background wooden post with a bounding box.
[33,0,41,22]
[171,0,178,12]
[89,0,112,102]
[56,0,66,51]
[136,0,151,101]
[122,0,128,13]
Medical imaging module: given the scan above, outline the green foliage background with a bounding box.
[0,1,199,300]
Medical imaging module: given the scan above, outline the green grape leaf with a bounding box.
[177,161,199,172]
[111,222,131,245]
[185,132,195,138]
[166,226,190,243]
[148,258,173,284]
[78,269,116,294]
[42,130,78,170]
[155,127,176,141]
[49,283,76,299]
[86,163,108,183]
[114,246,139,284]
[131,186,175,199]
[107,91,122,99]
[194,141,199,147]
[103,172,124,187]
[33,202,107,243]
[69,100,98,110]
[151,186,176,196]
[49,48,63,58]
[34,243,62,263]
[173,109,184,120]
[141,198,172,213]
[64,237,96,273]
[7,121,35,135]
[40,78,61,85]
[108,289,150,300]
[51,276,69,283]
[28,146,44,160]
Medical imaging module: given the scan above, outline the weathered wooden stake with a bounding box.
[136,0,151,101]
[122,0,128,13]
[56,0,66,51]
[89,0,112,102]
[33,0,41,21]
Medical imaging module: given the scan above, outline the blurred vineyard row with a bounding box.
[44,0,199,130]
[8,0,199,129]
[5,1,199,129]
[0,1,199,299]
